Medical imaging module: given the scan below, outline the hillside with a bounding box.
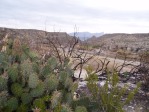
[0,27,72,40]
[0,27,80,49]
[86,33,149,53]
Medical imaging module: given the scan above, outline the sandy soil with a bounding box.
[73,54,140,79]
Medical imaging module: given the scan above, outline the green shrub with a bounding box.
[85,69,140,112]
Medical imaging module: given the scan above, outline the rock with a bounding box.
[98,81,106,87]
[74,69,88,80]
[78,81,87,88]
[124,106,135,112]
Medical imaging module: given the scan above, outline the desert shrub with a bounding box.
[84,67,140,112]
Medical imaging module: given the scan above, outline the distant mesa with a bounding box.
[69,32,104,40]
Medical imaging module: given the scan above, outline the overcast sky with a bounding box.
[0,0,149,33]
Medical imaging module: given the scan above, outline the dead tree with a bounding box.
[36,30,94,80]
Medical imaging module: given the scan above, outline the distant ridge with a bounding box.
[85,33,149,52]
[69,32,104,40]
[0,27,79,46]
[0,27,71,40]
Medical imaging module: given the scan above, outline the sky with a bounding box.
[0,0,149,33]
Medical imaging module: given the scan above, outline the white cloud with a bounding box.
[83,0,149,11]
[0,0,149,33]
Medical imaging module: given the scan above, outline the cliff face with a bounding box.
[86,33,149,53]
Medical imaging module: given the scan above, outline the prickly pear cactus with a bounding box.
[28,73,39,89]
[61,104,73,112]
[45,74,59,92]
[51,90,62,109]
[21,93,32,104]
[47,57,57,70]
[71,81,78,94]
[21,59,33,78]
[17,104,28,112]
[64,77,73,90]
[8,64,18,82]
[0,76,7,91]
[0,38,82,112]
[30,81,45,98]
[0,91,8,109]
[59,71,68,83]
[11,83,23,97]
[64,92,73,104]
[33,98,46,112]
[5,97,18,111]
[75,106,88,112]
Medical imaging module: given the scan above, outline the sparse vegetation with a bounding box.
[0,29,149,111]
